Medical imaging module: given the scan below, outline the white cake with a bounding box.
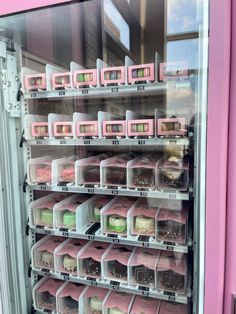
[63,255,77,272]
[135,216,155,233]
[110,307,125,314]
[108,216,127,233]
[90,296,102,312]
[41,251,54,267]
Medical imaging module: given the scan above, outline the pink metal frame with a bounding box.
[206,0,231,313]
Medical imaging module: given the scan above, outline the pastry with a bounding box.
[83,166,100,183]
[61,296,78,313]
[40,292,55,310]
[90,296,103,313]
[110,307,125,314]
[132,265,154,285]
[84,258,101,276]
[161,270,184,291]
[133,169,155,187]
[110,261,127,279]
[158,220,184,241]
[63,255,77,272]
[135,216,155,234]
[63,211,76,229]
[108,216,127,233]
[106,167,126,185]
[94,202,103,220]
[60,164,75,182]
[36,165,51,183]
[41,209,53,226]
[41,251,54,268]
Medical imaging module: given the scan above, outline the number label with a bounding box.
[141,290,149,296]
[166,245,174,251]
[58,91,65,96]
[84,140,91,145]
[142,242,150,248]
[169,139,177,144]
[111,87,119,93]
[112,190,118,195]
[40,185,47,190]
[63,275,70,281]
[62,187,68,191]
[36,140,43,145]
[112,140,119,145]
[82,89,89,95]
[140,191,147,197]
[88,235,95,240]
[137,85,145,91]
[169,194,176,199]
[168,296,176,302]
[87,188,95,193]
[30,92,37,98]
[60,140,66,145]
[44,229,51,235]
[112,238,120,243]
[138,140,146,145]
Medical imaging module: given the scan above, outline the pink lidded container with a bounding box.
[28,156,54,184]
[57,282,85,314]
[31,122,49,137]
[52,72,71,89]
[101,66,126,86]
[103,291,135,314]
[25,73,46,91]
[158,300,188,314]
[157,118,187,137]
[76,120,98,138]
[53,121,73,137]
[128,119,154,137]
[128,63,155,84]
[73,69,97,88]
[130,295,160,314]
[102,120,126,138]
[81,286,109,314]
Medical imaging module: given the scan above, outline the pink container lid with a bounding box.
[56,239,86,258]
[131,205,157,218]
[104,291,133,313]
[130,155,158,169]
[37,236,66,253]
[58,282,85,301]
[84,286,108,299]
[79,241,109,262]
[37,278,63,296]
[55,195,89,212]
[157,252,187,275]
[157,209,188,224]
[158,301,188,314]
[130,248,159,269]
[130,296,160,314]
[104,245,132,265]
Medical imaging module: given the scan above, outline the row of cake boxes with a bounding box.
[27,153,190,191]
[22,54,189,92]
[32,235,188,295]
[33,278,188,314]
[24,111,188,140]
[29,194,188,245]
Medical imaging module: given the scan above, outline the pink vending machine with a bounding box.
[0,1,230,314]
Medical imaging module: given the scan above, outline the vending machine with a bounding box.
[0,0,230,314]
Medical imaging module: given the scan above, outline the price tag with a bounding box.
[61,272,70,281]
[111,190,119,195]
[169,194,176,199]
[88,235,95,240]
[142,242,150,248]
[40,185,47,190]
[140,191,147,197]
[36,140,43,145]
[87,188,95,193]
[112,238,120,243]
[137,85,145,91]
[82,89,89,95]
[112,140,120,145]
[58,91,65,96]
[62,186,68,192]
[168,295,176,302]
[30,92,37,98]
[84,140,91,145]
[110,280,120,290]
[111,87,119,93]
[60,140,66,145]
[138,140,146,145]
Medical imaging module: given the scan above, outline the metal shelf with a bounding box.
[24,81,192,100]
[32,269,189,304]
[28,185,190,200]
[30,226,190,253]
[26,137,190,146]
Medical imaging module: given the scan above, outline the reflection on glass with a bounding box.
[104,0,130,50]
[167,0,197,35]
[167,38,198,71]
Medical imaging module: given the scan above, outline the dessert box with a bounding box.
[29,192,68,228]
[130,296,160,314]
[48,113,74,138]
[52,71,72,89]
[73,68,97,88]
[32,235,66,271]
[101,66,126,86]
[57,282,85,314]
[55,238,87,275]
[100,153,136,188]
[156,251,188,294]
[158,300,188,314]
[103,291,135,314]
[156,156,190,191]
[24,114,49,140]
[159,61,189,81]
[102,119,127,138]
[77,241,109,279]
[127,154,161,190]
[76,120,99,138]
[128,63,155,84]
[52,156,76,185]
[101,244,133,284]
[101,196,136,236]
[127,119,155,138]
[157,118,187,137]
[156,208,188,245]
[27,156,55,185]
[33,277,65,312]
[79,286,109,314]
[129,199,158,237]
[24,73,46,91]
[128,248,160,288]
[54,194,89,231]
[87,195,112,223]
[75,154,109,186]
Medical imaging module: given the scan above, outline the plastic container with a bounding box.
[157,118,187,137]
[27,156,54,185]
[103,291,135,314]
[130,296,160,314]
[127,119,155,138]
[159,61,188,81]
[57,282,85,314]
[102,119,126,138]
[158,300,188,314]
[80,286,109,314]
[73,69,97,88]
[25,73,46,91]
[52,72,71,89]
[128,63,155,84]
[101,66,126,86]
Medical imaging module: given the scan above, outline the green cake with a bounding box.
[63,211,76,229]
[41,209,53,226]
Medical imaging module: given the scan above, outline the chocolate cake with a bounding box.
[84,258,101,276]
[161,270,184,291]
[110,260,127,279]
[83,166,100,183]
[63,296,78,313]
[158,220,184,241]
[133,168,155,187]
[40,292,56,310]
[106,167,126,185]
[132,265,155,285]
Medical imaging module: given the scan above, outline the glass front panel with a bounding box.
[0,1,209,313]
